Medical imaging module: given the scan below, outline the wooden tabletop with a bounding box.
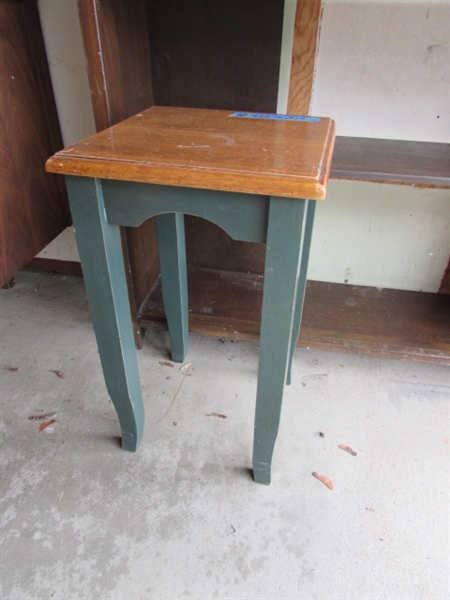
[46,107,336,200]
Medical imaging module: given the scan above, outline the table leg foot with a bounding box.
[156,213,189,363]
[253,462,272,485]
[121,431,139,452]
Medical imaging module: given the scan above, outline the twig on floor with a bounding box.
[154,362,192,423]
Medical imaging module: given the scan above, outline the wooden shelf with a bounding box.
[139,266,450,365]
[332,137,450,188]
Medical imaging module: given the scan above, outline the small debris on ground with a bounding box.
[38,419,58,433]
[28,412,58,421]
[338,443,357,456]
[206,412,227,419]
[314,431,325,438]
[159,361,174,368]
[51,370,65,379]
[312,471,334,490]
[365,507,375,512]
[228,525,236,535]
[180,362,192,373]
[4,366,19,372]
[95,413,119,423]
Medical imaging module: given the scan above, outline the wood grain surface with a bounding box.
[77,0,154,131]
[332,137,450,188]
[46,106,336,200]
[0,0,70,285]
[140,266,450,365]
[287,0,322,115]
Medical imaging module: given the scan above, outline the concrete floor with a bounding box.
[0,270,449,600]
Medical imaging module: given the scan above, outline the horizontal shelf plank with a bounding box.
[139,266,450,365]
[331,137,450,188]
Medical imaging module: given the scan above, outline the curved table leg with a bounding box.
[253,196,307,484]
[156,212,189,363]
[286,200,316,386]
[66,176,144,451]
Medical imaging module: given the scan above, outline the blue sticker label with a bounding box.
[229,112,320,123]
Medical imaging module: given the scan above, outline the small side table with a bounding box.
[46,107,336,484]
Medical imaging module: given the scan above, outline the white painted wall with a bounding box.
[38,0,450,292]
[37,0,95,262]
[277,0,298,114]
[310,180,450,292]
[311,0,450,142]
[38,0,95,146]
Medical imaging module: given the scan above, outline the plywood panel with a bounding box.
[0,0,70,286]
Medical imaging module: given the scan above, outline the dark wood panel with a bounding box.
[185,217,265,274]
[78,0,154,130]
[140,266,450,365]
[147,0,284,112]
[332,137,450,188]
[0,0,70,286]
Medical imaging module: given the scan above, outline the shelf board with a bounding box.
[139,266,450,365]
[332,137,450,188]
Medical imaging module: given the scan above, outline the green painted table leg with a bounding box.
[286,200,316,386]
[156,213,189,363]
[65,176,144,451]
[253,196,307,485]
